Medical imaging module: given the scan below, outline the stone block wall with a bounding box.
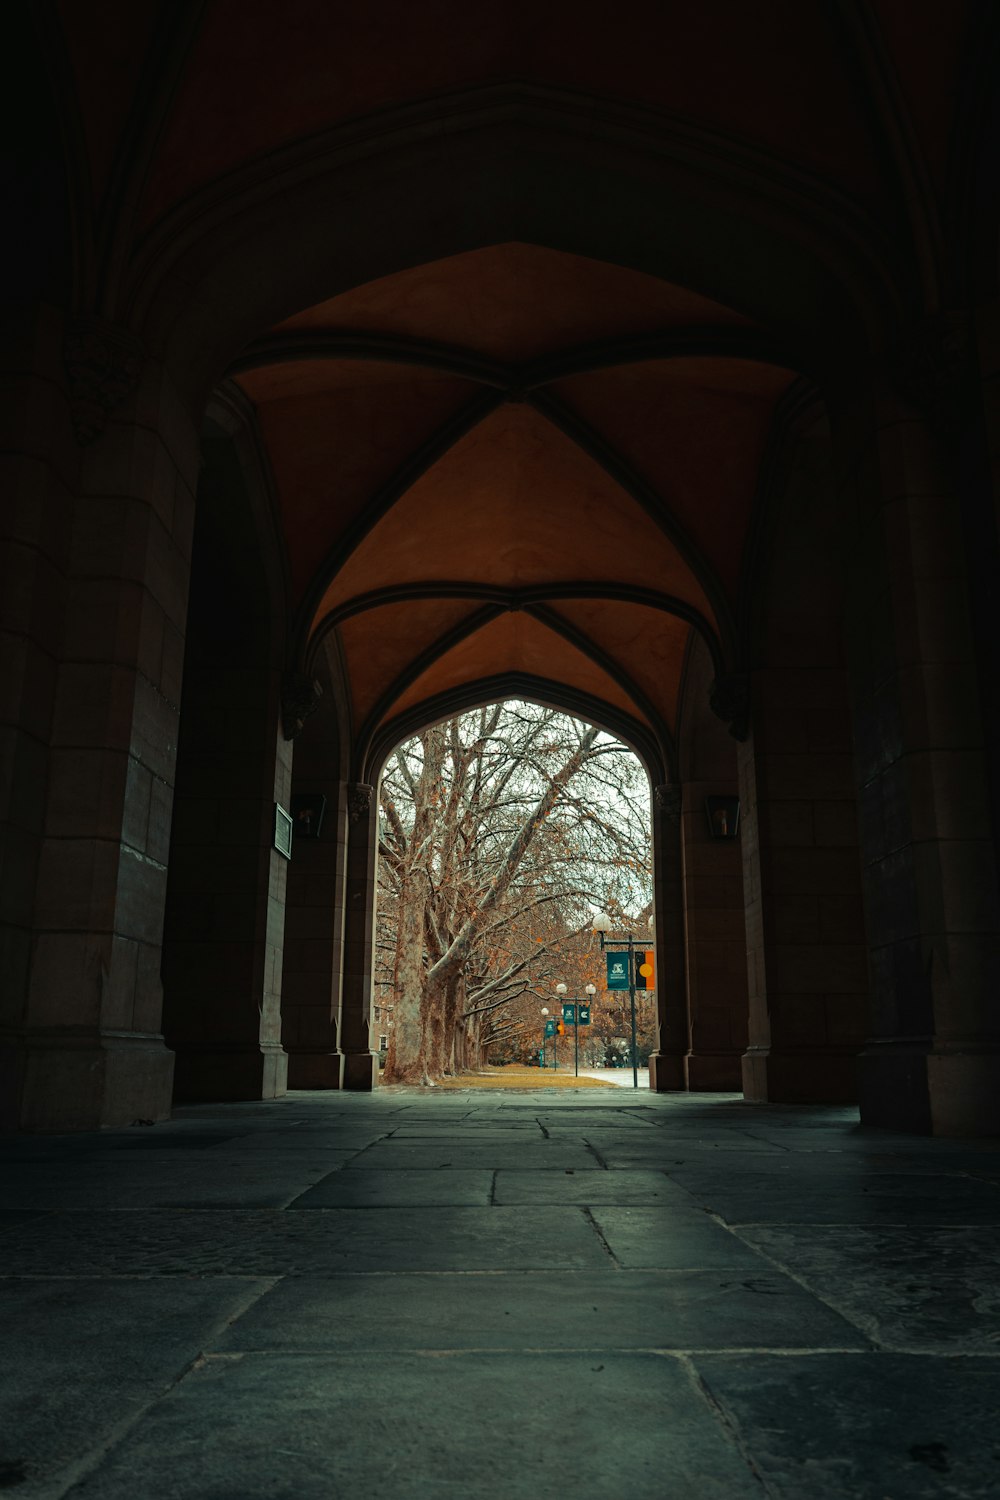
[280,678,347,1088]
[840,372,1000,1134]
[681,790,748,1089]
[161,665,290,1101]
[739,668,868,1102]
[2,316,198,1130]
[675,631,749,1091]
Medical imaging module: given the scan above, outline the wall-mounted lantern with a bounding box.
[705,795,740,840]
[290,793,326,839]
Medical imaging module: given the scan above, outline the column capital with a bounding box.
[653,784,682,822]
[347,782,374,823]
[64,315,144,444]
[281,672,323,740]
[893,311,975,438]
[709,672,750,741]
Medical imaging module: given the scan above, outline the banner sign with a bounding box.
[562,1002,576,1024]
[633,950,655,990]
[578,1005,591,1025]
[606,951,630,990]
[544,1019,556,1037]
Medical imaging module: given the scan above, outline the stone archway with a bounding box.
[351,689,679,1092]
[7,10,1000,1135]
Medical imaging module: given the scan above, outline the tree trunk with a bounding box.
[383,873,434,1084]
[424,974,449,1080]
[381,726,448,1085]
[443,973,465,1074]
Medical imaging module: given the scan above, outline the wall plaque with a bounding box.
[273,803,293,859]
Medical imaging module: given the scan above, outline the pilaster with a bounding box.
[3,332,198,1129]
[680,781,747,1091]
[647,783,686,1091]
[161,678,291,1103]
[838,350,1000,1134]
[737,669,868,1104]
[280,690,345,1089]
[339,782,379,1091]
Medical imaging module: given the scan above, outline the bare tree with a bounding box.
[376,702,652,1084]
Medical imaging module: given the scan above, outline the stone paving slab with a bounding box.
[385,1126,545,1138]
[692,1353,1000,1499]
[64,1351,763,1500]
[0,1205,611,1275]
[670,1176,1000,1226]
[289,1169,493,1208]
[672,1154,995,1176]
[0,1277,270,1499]
[0,1133,238,1161]
[171,1102,332,1118]
[0,1156,353,1210]
[208,1131,387,1151]
[535,1112,659,1130]
[587,1206,787,1270]
[2,1089,998,1499]
[492,1168,696,1206]
[211,1268,869,1354]
[739,1224,1000,1350]
[592,1139,788,1167]
[345,1141,600,1171]
[0,1209,48,1234]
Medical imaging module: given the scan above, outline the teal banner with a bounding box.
[544,1019,556,1037]
[578,1005,591,1026]
[562,1002,576,1024]
[606,951,630,989]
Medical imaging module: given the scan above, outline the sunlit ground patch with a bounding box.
[428,1066,612,1090]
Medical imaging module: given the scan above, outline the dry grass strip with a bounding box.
[433,1066,611,1091]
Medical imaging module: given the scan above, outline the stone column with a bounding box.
[161,678,291,1102]
[647,784,687,1091]
[339,781,379,1090]
[738,669,868,1104]
[680,782,748,1090]
[281,687,345,1088]
[675,644,749,1092]
[5,320,198,1130]
[0,310,76,1129]
[839,341,1000,1134]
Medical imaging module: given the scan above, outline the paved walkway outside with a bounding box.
[2,1087,999,1498]
[579,1066,650,1087]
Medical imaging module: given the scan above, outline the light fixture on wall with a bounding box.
[704,795,740,840]
[290,793,326,839]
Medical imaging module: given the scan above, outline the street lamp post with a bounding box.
[592,911,645,1090]
[555,981,597,1077]
[540,1007,549,1069]
[555,984,575,1076]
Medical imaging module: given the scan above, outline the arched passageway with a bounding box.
[369,700,671,1089]
[4,5,1000,1139]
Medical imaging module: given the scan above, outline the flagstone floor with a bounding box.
[2,1087,999,1499]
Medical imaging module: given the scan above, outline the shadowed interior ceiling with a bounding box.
[230,244,798,763]
[49,0,979,770]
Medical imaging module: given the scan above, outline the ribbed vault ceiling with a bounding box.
[48,0,980,770]
[231,244,797,763]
